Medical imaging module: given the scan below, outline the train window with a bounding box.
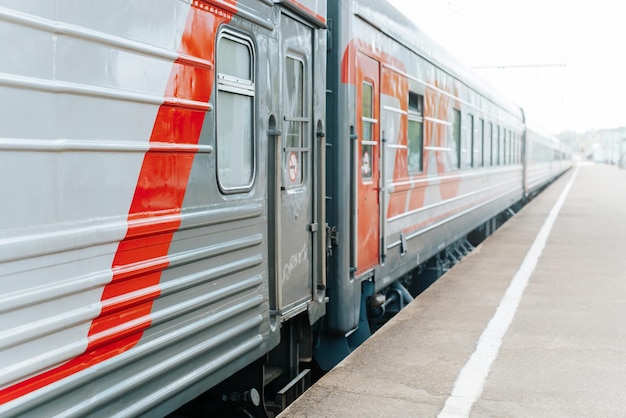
[467,114,474,168]
[504,130,509,165]
[512,134,516,164]
[511,132,515,164]
[502,130,507,165]
[511,134,515,164]
[284,56,306,186]
[506,131,513,164]
[498,127,505,165]
[361,82,374,181]
[407,92,423,174]
[485,122,492,166]
[507,131,512,164]
[476,118,484,167]
[451,108,461,169]
[216,33,255,191]
[491,126,500,165]
[408,91,422,113]
[505,129,510,165]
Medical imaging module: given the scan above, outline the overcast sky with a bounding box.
[387,0,626,133]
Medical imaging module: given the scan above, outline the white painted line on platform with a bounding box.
[438,166,580,418]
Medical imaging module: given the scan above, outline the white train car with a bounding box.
[524,122,572,197]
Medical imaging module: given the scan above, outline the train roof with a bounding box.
[525,122,561,145]
[354,0,524,119]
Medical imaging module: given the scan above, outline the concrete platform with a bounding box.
[279,163,626,417]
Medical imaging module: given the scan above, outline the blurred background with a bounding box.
[388,0,626,165]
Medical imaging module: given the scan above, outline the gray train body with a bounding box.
[0,0,569,416]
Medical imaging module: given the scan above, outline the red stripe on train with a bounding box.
[0,2,233,404]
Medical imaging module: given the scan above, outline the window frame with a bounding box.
[407,91,424,174]
[215,30,257,194]
[452,108,462,169]
[360,81,376,182]
[477,118,484,167]
[283,54,308,188]
[485,122,493,166]
[468,114,475,168]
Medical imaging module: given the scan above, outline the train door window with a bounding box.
[485,122,492,166]
[216,33,255,191]
[467,114,474,168]
[476,118,484,167]
[407,91,423,174]
[284,56,306,186]
[361,82,374,181]
[451,108,461,169]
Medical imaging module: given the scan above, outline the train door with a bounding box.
[356,52,380,274]
[271,13,316,317]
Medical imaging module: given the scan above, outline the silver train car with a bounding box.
[0,0,327,416]
[524,122,571,197]
[317,0,571,368]
[0,0,569,416]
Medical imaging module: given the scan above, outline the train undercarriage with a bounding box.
[169,202,524,418]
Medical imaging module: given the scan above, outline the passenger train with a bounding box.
[0,0,570,416]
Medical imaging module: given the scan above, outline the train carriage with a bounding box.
[0,0,326,416]
[524,122,572,197]
[317,0,532,368]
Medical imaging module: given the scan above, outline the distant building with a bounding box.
[558,127,626,166]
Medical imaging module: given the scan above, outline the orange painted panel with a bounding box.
[356,52,380,274]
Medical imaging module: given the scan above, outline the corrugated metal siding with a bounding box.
[0,1,274,416]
